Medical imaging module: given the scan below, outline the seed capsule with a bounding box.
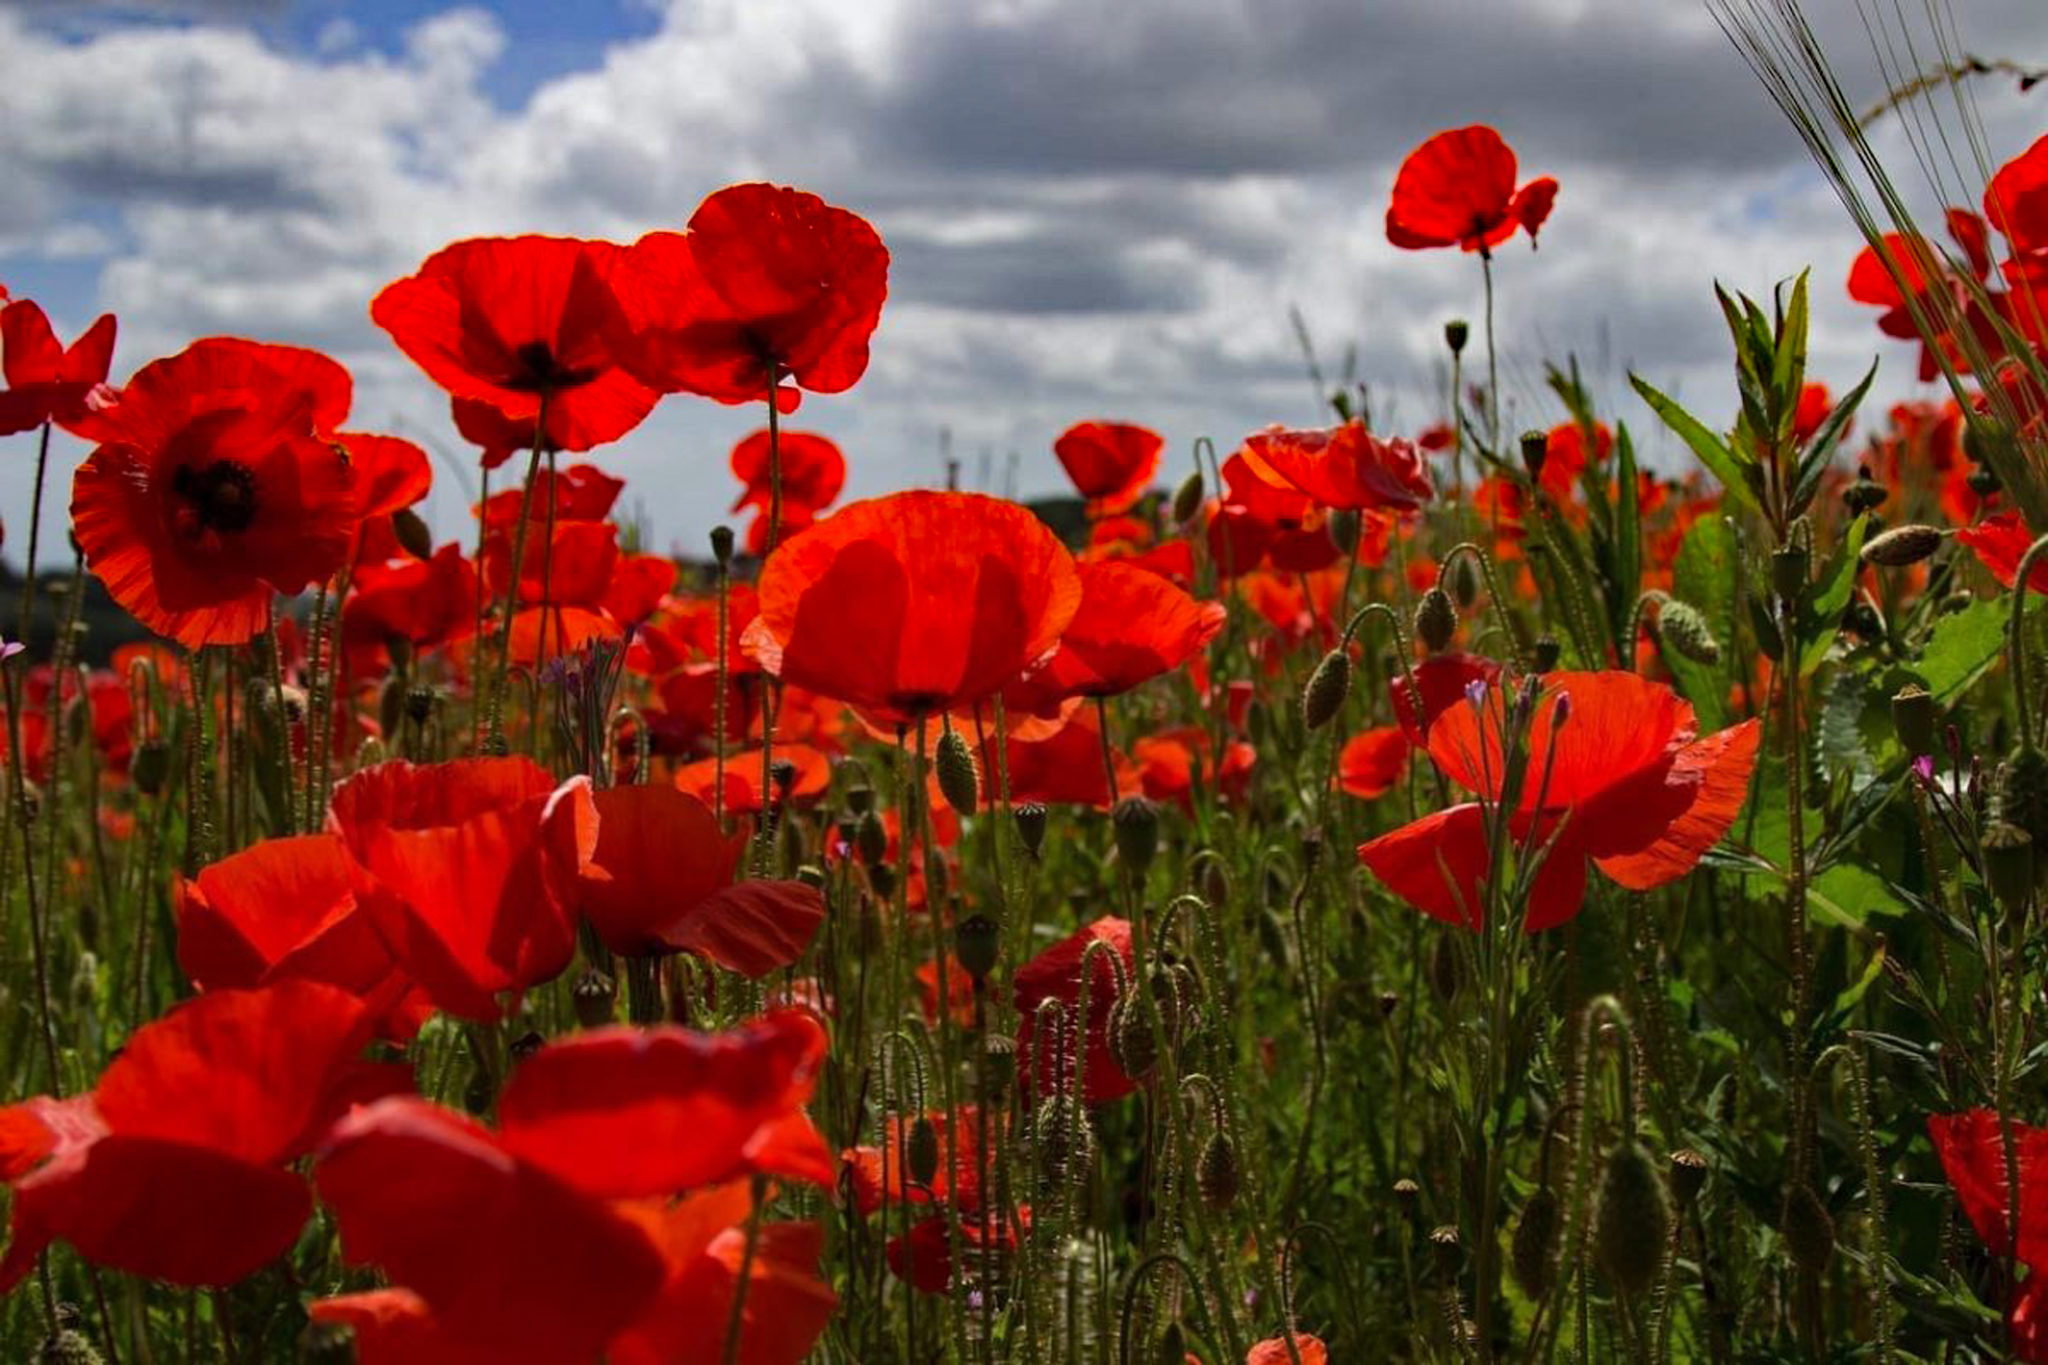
[1593,1139,1671,1298]
[855,809,889,867]
[1982,822,2035,910]
[1890,684,1936,759]
[1444,319,1470,354]
[1669,1148,1710,1208]
[1112,796,1159,875]
[1015,803,1048,858]
[1428,1224,1464,1277]
[1519,430,1549,482]
[132,737,172,796]
[955,914,1001,981]
[571,968,617,1029]
[710,525,735,566]
[1532,635,1562,672]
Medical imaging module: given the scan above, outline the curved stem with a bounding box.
[2007,533,2048,744]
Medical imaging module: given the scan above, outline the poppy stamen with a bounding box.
[509,341,599,394]
[170,459,260,536]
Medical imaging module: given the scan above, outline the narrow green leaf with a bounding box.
[1630,373,1761,516]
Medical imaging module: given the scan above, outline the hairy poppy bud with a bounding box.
[1014,802,1048,858]
[1982,821,2035,910]
[1197,1129,1240,1210]
[1511,1185,1560,1298]
[1657,600,1721,665]
[1156,1321,1188,1365]
[132,737,172,797]
[1669,1148,1710,1208]
[1445,319,1470,354]
[855,809,889,868]
[2000,746,2048,847]
[1195,851,1231,908]
[1594,1139,1670,1297]
[1781,1182,1834,1273]
[1843,467,1887,515]
[1890,685,1935,759]
[904,1115,940,1188]
[710,525,735,566]
[1448,555,1481,609]
[1969,466,2002,498]
[955,914,1001,981]
[1428,1224,1464,1277]
[1519,429,1548,483]
[391,506,434,561]
[1327,508,1361,553]
[1861,524,1945,568]
[1415,587,1458,654]
[572,967,617,1029]
[1532,635,1561,672]
[1302,649,1352,730]
[1171,469,1205,525]
[1771,544,1809,604]
[1110,996,1158,1080]
[1034,1096,1095,1182]
[935,728,980,815]
[1113,796,1159,875]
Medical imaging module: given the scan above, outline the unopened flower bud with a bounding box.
[132,737,172,796]
[1415,587,1457,653]
[1890,685,1935,758]
[1860,523,1945,568]
[904,1115,940,1188]
[855,809,889,867]
[1448,555,1481,609]
[935,728,980,815]
[1196,1129,1240,1210]
[1171,469,1205,525]
[1594,1139,1670,1298]
[391,506,434,561]
[1511,1186,1560,1298]
[1112,796,1159,875]
[1781,1182,1835,1273]
[1969,466,2002,498]
[1843,467,1887,515]
[1657,600,1721,665]
[1302,649,1351,730]
[1771,544,1809,603]
[1327,508,1360,552]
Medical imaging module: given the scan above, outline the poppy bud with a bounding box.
[844,782,874,816]
[1415,587,1457,654]
[572,967,617,1029]
[391,506,434,561]
[1982,821,2035,910]
[1890,684,1935,759]
[2000,746,2048,847]
[1196,1129,1240,1210]
[1445,319,1470,355]
[855,809,889,868]
[1447,555,1481,609]
[1511,1185,1560,1298]
[1593,1139,1670,1297]
[1843,467,1887,515]
[1669,1148,1709,1208]
[1428,1224,1464,1277]
[1301,649,1351,729]
[1519,430,1548,482]
[983,1034,1017,1102]
[1193,850,1230,909]
[508,1030,545,1063]
[132,737,172,796]
[955,914,1001,981]
[1015,802,1048,858]
[1969,466,2002,498]
[296,1321,353,1365]
[1532,635,1561,672]
[1112,796,1159,875]
[1771,544,1809,604]
[1110,996,1158,1080]
[1156,1321,1188,1365]
[710,525,735,566]
[1429,930,1462,1001]
[867,862,897,901]
[1860,524,1945,568]
[1327,508,1360,552]
[904,1115,941,1188]
[1657,600,1721,665]
[1171,470,1205,525]
[1781,1182,1834,1273]
[1033,1096,1095,1182]
[935,728,980,815]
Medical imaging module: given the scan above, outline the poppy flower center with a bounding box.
[509,341,599,394]
[172,459,260,536]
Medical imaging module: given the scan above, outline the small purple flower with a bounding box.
[1464,677,1489,711]
[0,636,24,664]
[1912,753,1936,784]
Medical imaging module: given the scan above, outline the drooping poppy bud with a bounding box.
[1196,1129,1240,1210]
[1171,470,1205,525]
[1302,649,1352,729]
[1511,1185,1560,1297]
[1657,600,1721,665]
[2000,746,2048,847]
[1415,587,1457,653]
[1781,1182,1835,1273]
[904,1116,941,1188]
[1594,1139,1670,1297]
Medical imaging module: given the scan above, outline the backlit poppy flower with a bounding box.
[371,236,658,454]
[731,428,846,520]
[0,298,115,435]
[0,982,397,1290]
[478,517,675,667]
[1054,421,1165,515]
[1014,915,1138,1103]
[886,1210,1025,1295]
[1930,1109,2048,1360]
[1359,671,1760,931]
[844,1106,989,1215]
[1540,419,1611,501]
[70,338,360,648]
[175,833,423,1035]
[1024,560,1224,702]
[575,784,823,972]
[1391,652,1504,744]
[1338,726,1410,800]
[327,758,597,1020]
[1792,383,1836,446]
[1959,511,2048,592]
[1248,1334,1329,1365]
[1987,133,2048,267]
[1243,420,1432,513]
[981,709,1131,809]
[1386,126,1557,254]
[614,183,889,412]
[343,431,433,564]
[478,462,626,528]
[1214,452,1343,573]
[1131,726,1255,813]
[342,543,482,676]
[748,491,1082,725]
[1847,211,2004,380]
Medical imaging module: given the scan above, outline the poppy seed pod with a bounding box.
[1890,685,1936,759]
[1982,822,2035,910]
[1013,802,1048,859]
[1532,635,1562,672]
[983,1035,1017,1101]
[1843,467,1887,515]
[935,728,980,815]
[1415,587,1458,653]
[1445,319,1470,354]
[571,968,617,1029]
[1669,1148,1710,1207]
[1112,796,1159,875]
[1860,524,1945,568]
[1593,1139,1670,1297]
[1519,429,1548,482]
[1428,1224,1464,1277]
[1511,1185,1560,1298]
[904,1115,941,1188]
[1197,1129,1241,1210]
[1302,649,1352,730]
[855,809,889,867]
[1781,1183,1835,1273]
[709,524,735,567]
[955,914,1001,981]
[404,684,437,725]
[1771,544,1809,604]
[1657,600,1721,665]
[131,737,172,796]
[1171,469,1205,525]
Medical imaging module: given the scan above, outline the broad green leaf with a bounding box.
[1667,514,1737,730]
[1808,863,1906,927]
[1904,596,2013,702]
[1630,373,1760,517]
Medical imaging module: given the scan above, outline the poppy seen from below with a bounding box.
[1054,421,1165,515]
[1386,125,1557,254]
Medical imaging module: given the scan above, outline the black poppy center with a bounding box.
[172,460,260,535]
[509,341,599,394]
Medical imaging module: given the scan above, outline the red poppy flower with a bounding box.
[372,236,658,454]
[731,428,846,519]
[1928,1109,2048,1268]
[1023,560,1223,702]
[575,784,823,971]
[70,338,360,648]
[1792,383,1836,446]
[886,1209,1025,1295]
[175,833,424,1035]
[1248,1334,1329,1365]
[1386,126,1557,254]
[478,517,675,667]
[1131,726,1255,813]
[1338,725,1410,800]
[1847,211,2005,380]
[980,709,1130,809]
[1054,421,1165,515]
[1540,420,1612,501]
[1961,511,2048,592]
[1988,133,2048,264]
[844,1106,989,1216]
[1214,452,1345,573]
[1244,420,1433,513]
[1014,916,1138,1103]
[343,543,482,676]
[0,982,397,1290]
[0,298,115,435]
[748,491,1082,725]
[478,462,625,528]
[327,758,597,1020]
[1359,671,1759,931]
[674,742,833,817]
[1391,652,1504,744]
[614,183,889,411]
[344,430,433,564]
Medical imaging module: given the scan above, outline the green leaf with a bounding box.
[1789,356,1878,519]
[1808,863,1906,928]
[1667,514,1737,729]
[1613,424,1641,617]
[1905,596,2013,702]
[1799,514,1868,675]
[1772,270,1810,434]
[1630,373,1760,516]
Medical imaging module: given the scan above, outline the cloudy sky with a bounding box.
[0,0,2041,560]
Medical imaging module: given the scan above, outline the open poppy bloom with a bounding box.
[1014,915,1139,1103]
[748,490,1081,726]
[1131,726,1255,813]
[372,236,658,456]
[343,430,433,564]
[1338,725,1410,800]
[1054,421,1165,515]
[1961,511,2048,593]
[342,542,482,677]
[1359,670,1760,931]
[574,783,824,972]
[614,183,889,412]
[478,515,675,667]
[0,298,116,435]
[1248,1334,1330,1365]
[1243,420,1433,513]
[0,982,400,1290]
[1022,560,1224,702]
[844,1106,989,1216]
[1929,1110,2048,1360]
[327,758,596,1020]
[1386,125,1557,254]
[71,337,360,648]
[731,428,846,521]
[1987,133,2048,270]
[674,742,833,816]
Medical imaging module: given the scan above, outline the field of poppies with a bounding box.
[3,17,2048,1363]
